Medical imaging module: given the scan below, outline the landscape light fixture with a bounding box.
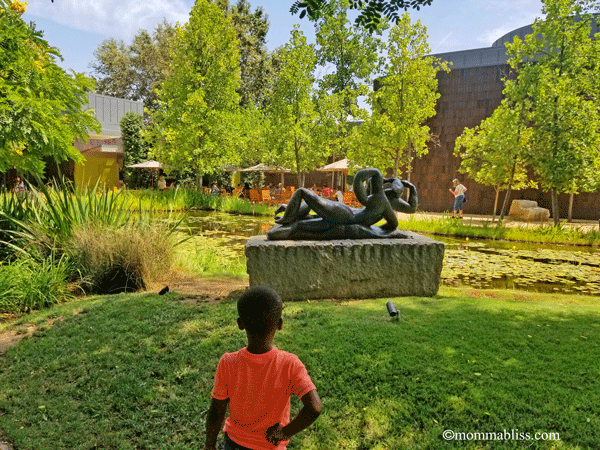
[386,301,400,321]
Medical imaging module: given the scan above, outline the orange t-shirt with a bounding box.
[212,347,316,450]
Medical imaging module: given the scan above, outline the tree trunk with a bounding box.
[493,186,500,222]
[551,188,560,226]
[568,192,574,222]
[394,150,399,178]
[407,145,413,182]
[195,173,202,190]
[499,185,512,222]
[499,162,517,221]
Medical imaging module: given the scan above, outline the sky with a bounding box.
[21,0,545,76]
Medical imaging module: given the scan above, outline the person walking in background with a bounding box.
[449,178,467,219]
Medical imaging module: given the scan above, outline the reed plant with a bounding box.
[1,179,187,298]
[0,180,139,260]
[0,253,73,314]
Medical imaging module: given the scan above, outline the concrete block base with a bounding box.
[509,200,550,221]
[245,233,445,301]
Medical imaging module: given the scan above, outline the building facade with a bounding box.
[412,20,600,220]
[71,93,144,190]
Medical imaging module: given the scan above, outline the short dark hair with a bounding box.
[237,286,282,335]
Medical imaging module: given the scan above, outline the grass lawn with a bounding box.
[0,287,599,449]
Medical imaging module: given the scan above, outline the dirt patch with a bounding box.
[147,274,248,304]
[0,324,36,356]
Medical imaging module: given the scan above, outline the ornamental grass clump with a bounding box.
[66,224,175,295]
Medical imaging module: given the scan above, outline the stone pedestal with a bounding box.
[245,233,445,301]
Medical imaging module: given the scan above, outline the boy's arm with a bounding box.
[203,397,229,450]
[266,389,322,446]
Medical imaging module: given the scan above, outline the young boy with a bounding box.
[203,286,322,450]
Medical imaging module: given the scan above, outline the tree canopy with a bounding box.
[90,20,177,113]
[313,0,386,166]
[89,1,273,112]
[291,0,433,31]
[0,0,100,176]
[454,0,600,224]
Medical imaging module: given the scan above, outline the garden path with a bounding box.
[398,211,600,232]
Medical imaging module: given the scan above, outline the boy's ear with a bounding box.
[277,317,283,330]
[237,317,245,330]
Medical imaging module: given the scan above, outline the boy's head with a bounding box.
[237,286,283,336]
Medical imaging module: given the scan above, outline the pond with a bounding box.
[183,211,600,296]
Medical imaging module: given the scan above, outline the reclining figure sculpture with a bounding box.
[267,168,418,240]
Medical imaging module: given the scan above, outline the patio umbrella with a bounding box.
[239,163,290,185]
[127,160,162,188]
[317,158,356,191]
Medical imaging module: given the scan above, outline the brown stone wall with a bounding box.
[411,65,508,214]
[410,65,600,220]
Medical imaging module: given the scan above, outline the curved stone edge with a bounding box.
[245,232,445,301]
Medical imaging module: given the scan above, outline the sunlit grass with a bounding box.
[121,188,274,216]
[398,214,600,247]
[0,287,598,449]
[171,234,247,278]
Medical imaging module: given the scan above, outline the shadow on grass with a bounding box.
[0,292,598,449]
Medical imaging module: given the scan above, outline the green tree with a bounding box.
[454,103,534,221]
[291,0,433,31]
[90,20,177,112]
[350,13,448,178]
[90,1,274,113]
[264,26,328,187]
[504,0,600,224]
[119,112,152,189]
[227,0,273,108]
[0,0,100,176]
[146,0,243,178]
[314,0,386,174]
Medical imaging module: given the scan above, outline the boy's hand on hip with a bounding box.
[266,423,287,446]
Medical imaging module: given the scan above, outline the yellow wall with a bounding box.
[74,156,119,190]
[232,171,241,187]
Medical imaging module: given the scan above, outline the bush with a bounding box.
[65,224,175,294]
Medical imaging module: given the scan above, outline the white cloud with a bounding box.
[26,0,191,41]
[474,0,543,47]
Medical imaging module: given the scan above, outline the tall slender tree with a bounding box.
[264,26,328,187]
[350,13,448,178]
[454,102,534,221]
[146,0,243,176]
[504,0,600,224]
[314,0,386,174]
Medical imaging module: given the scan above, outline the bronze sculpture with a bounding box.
[267,168,417,240]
